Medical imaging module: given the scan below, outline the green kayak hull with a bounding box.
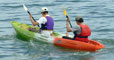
[10,21,64,41]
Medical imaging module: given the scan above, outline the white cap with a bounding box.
[41,7,48,12]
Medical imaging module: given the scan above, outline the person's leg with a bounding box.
[41,31,53,37]
[28,28,41,33]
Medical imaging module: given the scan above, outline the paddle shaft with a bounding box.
[23,4,39,27]
[27,11,36,22]
[66,16,72,28]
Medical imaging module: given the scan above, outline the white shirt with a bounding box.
[37,15,50,24]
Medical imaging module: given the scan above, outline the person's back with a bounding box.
[41,16,54,30]
[74,16,91,42]
[75,24,91,42]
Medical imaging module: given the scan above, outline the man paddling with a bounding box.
[63,16,91,42]
[29,7,54,36]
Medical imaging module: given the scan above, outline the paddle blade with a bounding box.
[23,4,28,12]
[63,7,67,16]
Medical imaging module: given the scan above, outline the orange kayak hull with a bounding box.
[54,38,104,51]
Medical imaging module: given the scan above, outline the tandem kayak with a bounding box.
[11,21,104,51]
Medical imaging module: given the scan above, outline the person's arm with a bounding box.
[66,17,72,32]
[29,13,39,26]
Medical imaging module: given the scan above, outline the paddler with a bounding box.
[63,16,91,42]
[29,7,54,36]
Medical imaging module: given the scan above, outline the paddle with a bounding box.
[63,6,72,28]
[23,4,39,27]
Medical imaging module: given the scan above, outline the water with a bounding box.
[0,0,114,60]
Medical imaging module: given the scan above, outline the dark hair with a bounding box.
[76,18,84,22]
[42,11,48,14]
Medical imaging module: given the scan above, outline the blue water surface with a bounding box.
[0,0,114,60]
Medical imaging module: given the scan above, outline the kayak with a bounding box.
[54,38,104,51]
[11,21,104,51]
[10,21,65,41]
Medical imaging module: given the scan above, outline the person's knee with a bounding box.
[29,28,41,33]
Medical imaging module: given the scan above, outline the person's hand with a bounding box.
[66,17,70,22]
[32,26,35,28]
[30,13,32,16]
[29,13,33,19]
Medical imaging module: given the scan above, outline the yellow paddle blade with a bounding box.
[63,7,67,16]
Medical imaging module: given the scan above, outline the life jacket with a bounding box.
[41,16,54,30]
[75,24,91,42]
